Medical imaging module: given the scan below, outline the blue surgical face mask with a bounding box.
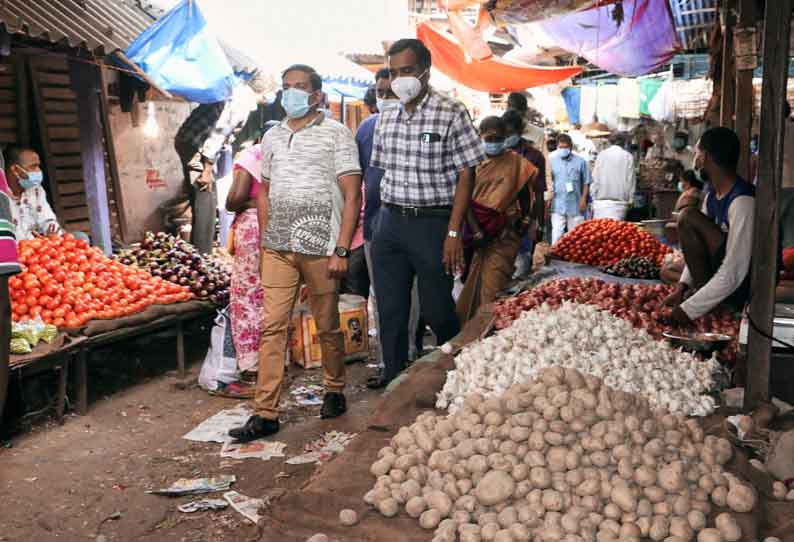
[504,134,521,148]
[558,148,571,159]
[482,141,505,156]
[376,98,401,112]
[19,169,43,190]
[282,87,315,119]
[677,181,685,192]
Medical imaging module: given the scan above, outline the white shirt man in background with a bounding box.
[591,132,635,221]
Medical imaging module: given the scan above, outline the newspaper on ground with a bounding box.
[223,490,265,524]
[147,475,236,496]
[178,499,229,513]
[183,405,252,443]
[290,385,324,407]
[220,439,287,461]
[286,431,356,465]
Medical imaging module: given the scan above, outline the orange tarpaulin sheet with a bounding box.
[417,22,582,93]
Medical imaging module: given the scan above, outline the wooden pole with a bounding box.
[734,0,757,180]
[745,0,793,410]
[720,0,737,129]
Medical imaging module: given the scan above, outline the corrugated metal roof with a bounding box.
[0,0,156,55]
[669,0,718,51]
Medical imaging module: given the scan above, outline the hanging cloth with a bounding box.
[617,79,640,119]
[416,22,582,93]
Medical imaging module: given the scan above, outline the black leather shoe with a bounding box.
[366,375,389,389]
[320,392,347,419]
[228,415,279,442]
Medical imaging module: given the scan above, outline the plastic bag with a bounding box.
[198,308,239,391]
[10,337,32,354]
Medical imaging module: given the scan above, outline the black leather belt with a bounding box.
[384,203,453,217]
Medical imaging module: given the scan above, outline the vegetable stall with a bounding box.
[6,233,227,417]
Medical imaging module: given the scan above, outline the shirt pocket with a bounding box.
[416,137,444,173]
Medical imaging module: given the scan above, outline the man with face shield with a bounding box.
[662,127,755,324]
[367,38,485,388]
[228,64,362,441]
[4,147,61,240]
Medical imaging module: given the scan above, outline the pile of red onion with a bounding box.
[494,278,740,363]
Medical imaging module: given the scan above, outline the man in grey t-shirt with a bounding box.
[229,65,362,442]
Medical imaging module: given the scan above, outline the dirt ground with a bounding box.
[0,332,382,542]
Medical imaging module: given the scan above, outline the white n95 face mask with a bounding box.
[391,72,426,104]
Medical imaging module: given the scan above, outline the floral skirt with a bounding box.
[229,209,263,372]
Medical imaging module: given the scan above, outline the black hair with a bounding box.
[681,169,703,190]
[479,116,505,136]
[674,131,689,141]
[507,92,528,112]
[609,132,626,147]
[282,64,322,91]
[501,109,525,133]
[557,133,573,146]
[4,146,35,168]
[785,101,791,119]
[364,85,377,108]
[388,39,432,71]
[375,67,390,81]
[697,126,740,171]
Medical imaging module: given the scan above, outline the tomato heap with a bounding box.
[9,234,191,328]
[552,219,670,267]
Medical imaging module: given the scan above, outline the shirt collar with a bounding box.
[398,87,433,119]
[280,111,325,134]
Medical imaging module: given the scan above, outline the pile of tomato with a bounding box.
[552,219,670,267]
[9,234,192,328]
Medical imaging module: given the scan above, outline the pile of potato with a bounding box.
[364,368,756,542]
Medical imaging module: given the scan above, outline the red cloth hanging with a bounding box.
[417,22,582,93]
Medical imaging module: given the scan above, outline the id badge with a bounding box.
[565,182,575,193]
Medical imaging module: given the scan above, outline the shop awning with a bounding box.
[124,0,256,104]
[523,0,680,77]
[416,22,582,93]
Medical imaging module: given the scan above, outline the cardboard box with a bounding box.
[291,294,369,369]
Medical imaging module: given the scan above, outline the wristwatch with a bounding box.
[334,246,351,258]
[447,230,459,239]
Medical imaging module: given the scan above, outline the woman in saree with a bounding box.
[457,116,537,324]
[222,143,265,395]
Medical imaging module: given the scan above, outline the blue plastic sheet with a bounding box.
[125,0,239,103]
[323,77,369,100]
[561,87,581,125]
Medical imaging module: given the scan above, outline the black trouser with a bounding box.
[340,245,370,298]
[0,276,10,423]
[371,206,460,382]
[175,142,216,255]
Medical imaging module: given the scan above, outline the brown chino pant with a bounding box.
[255,248,345,420]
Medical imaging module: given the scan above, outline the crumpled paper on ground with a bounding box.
[224,490,265,524]
[147,475,236,496]
[178,499,229,513]
[220,440,286,461]
[286,431,356,465]
[183,405,252,444]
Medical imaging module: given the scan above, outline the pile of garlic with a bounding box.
[438,302,718,416]
[365,368,756,542]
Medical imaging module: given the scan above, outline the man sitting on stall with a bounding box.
[4,147,62,241]
[663,127,755,323]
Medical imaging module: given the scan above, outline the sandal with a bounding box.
[208,381,256,399]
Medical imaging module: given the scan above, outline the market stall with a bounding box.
[6,233,226,416]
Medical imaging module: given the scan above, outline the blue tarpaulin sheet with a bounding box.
[561,87,581,125]
[323,77,369,100]
[535,0,679,77]
[125,0,239,103]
